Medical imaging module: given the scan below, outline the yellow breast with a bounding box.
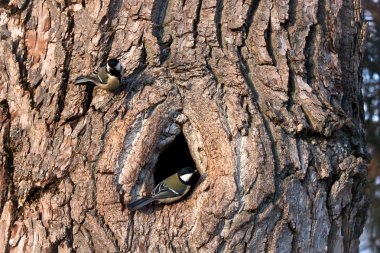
[99,76,120,90]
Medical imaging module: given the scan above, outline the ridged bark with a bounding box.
[0,0,367,252]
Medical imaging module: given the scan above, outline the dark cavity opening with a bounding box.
[154,133,197,184]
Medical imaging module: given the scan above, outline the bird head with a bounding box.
[178,167,197,183]
[106,58,122,76]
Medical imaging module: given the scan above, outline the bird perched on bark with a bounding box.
[128,167,197,211]
[74,58,122,91]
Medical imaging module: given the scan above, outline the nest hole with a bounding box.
[154,133,197,184]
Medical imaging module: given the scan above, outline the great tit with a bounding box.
[74,58,122,91]
[128,167,197,211]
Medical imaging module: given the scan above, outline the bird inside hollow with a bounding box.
[128,167,198,211]
[74,58,122,91]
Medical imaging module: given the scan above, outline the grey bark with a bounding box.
[0,0,368,252]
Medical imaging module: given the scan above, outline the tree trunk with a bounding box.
[0,0,368,252]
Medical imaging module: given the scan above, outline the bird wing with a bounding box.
[95,67,109,83]
[151,181,182,200]
[75,67,108,85]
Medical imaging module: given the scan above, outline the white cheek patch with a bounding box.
[106,62,121,72]
[115,62,121,72]
[180,173,193,183]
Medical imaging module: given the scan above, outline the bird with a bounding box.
[128,167,197,211]
[74,58,122,91]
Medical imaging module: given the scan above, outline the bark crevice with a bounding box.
[16,1,35,108]
[286,52,296,111]
[0,100,15,253]
[0,100,12,213]
[215,0,224,49]
[264,20,277,66]
[304,24,317,87]
[97,0,123,62]
[192,0,203,49]
[151,0,171,64]
[243,0,261,35]
[55,12,74,122]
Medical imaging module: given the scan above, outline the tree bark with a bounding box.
[0,0,368,252]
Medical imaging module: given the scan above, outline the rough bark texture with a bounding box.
[0,0,368,252]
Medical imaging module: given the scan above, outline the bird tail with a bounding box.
[128,197,155,211]
[74,76,96,85]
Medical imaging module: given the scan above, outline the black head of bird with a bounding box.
[106,58,122,78]
[74,58,122,91]
[128,167,198,211]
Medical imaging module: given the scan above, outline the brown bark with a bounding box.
[0,0,368,252]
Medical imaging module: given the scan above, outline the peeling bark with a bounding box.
[0,0,368,252]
